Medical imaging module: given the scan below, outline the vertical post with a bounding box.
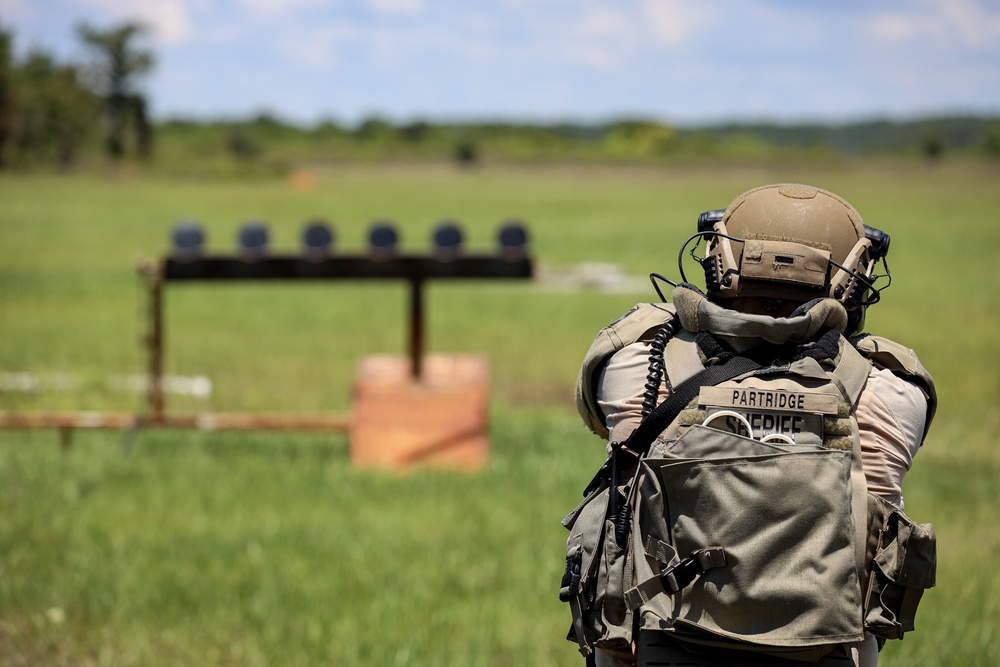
[409,277,424,381]
[59,426,74,451]
[148,271,165,423]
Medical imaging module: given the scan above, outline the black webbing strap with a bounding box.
[659,547,728,595]
[623,353,762,457]
[625,546,729,608]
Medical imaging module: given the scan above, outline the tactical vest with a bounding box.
[562,302,937,662]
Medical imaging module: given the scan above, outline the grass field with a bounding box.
[2,161,999,666]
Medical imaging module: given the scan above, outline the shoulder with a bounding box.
[595,302,677,349]
[575,303,678,438]
[849,333,937,436]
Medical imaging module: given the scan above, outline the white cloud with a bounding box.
[640,0,720,48]
[72,0,192,43]
[573,4,635,40]
[367,0,423,17]
[29,0,995,123]
[936,0,1000,48]
[0,0,36,22]
[868,13,916,43]
[277,22,361,70]
[867,0,1000,51]
[235,0,331,16]
[560,5,638,69]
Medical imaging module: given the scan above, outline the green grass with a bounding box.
[2,161,999,665]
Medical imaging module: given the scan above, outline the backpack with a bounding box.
[561,304,937,662]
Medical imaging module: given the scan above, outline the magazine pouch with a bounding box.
[561,486,634,656]
[863,494,937,639]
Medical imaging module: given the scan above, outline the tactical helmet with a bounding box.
[697,183,889,332]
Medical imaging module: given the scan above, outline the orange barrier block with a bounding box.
[350,354,489,471]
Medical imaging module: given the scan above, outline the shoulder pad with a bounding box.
[850,333,938,435]
[575,303,677,438]
[831,335,873,406]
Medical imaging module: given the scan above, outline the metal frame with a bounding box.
[0,249,533,440]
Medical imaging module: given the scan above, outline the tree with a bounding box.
[0,24,13,166]
[1,22,98,169]
[982,124,1000,159]
[11,50,95,166]
[604,119,676,158]
[920,126,945,161]
[454,139,478,167]
[355,116,396,142]
[76,21,154,159]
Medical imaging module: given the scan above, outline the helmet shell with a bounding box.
[723,183,865,267]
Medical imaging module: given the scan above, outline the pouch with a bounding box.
[864,494,937,639]
[561,486,634,654]
[633,425,864,652]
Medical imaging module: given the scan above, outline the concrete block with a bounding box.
[350,354,489,471]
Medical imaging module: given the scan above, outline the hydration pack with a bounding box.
[561,303,937,662]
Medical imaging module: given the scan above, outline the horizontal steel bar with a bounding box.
[0,411,138,429]
[0,411,351,432]
[162,255,533,281]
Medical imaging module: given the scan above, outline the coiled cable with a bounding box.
[615,315,679,548]
[641,316,679,418]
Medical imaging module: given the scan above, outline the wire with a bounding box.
[828,255,891,306]
[676,230,745,286]
[641,318,677,418]
[648,272,677,303]
[676,231,705,284]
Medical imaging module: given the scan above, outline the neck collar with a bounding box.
[672,285,848,352]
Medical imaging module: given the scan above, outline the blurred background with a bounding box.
[2,0,1000,169]
[1,1,998,666]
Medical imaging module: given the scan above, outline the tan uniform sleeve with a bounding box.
[596,341,670,446]
[856,367,929,509]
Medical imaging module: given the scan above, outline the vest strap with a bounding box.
[625,355,762,457]
[625,547,727,609]
[664,333,704,391]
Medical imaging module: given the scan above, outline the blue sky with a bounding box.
[3,0,999,126]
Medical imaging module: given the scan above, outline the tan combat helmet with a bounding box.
[697,183,889,332]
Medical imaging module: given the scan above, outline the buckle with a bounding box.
[582,448,639,499]
[659,547,727,595]
[559,545,583,602]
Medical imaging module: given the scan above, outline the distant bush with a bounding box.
[983,124,1000,158]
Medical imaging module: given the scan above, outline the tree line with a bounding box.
[0,20,153,168]
[154,112,1000,171]
[2,19,999,172]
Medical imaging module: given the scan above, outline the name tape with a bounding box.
[699,387,839,415]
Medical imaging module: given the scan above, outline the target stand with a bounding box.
[0,219,531,471]
[149,223,532,470]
